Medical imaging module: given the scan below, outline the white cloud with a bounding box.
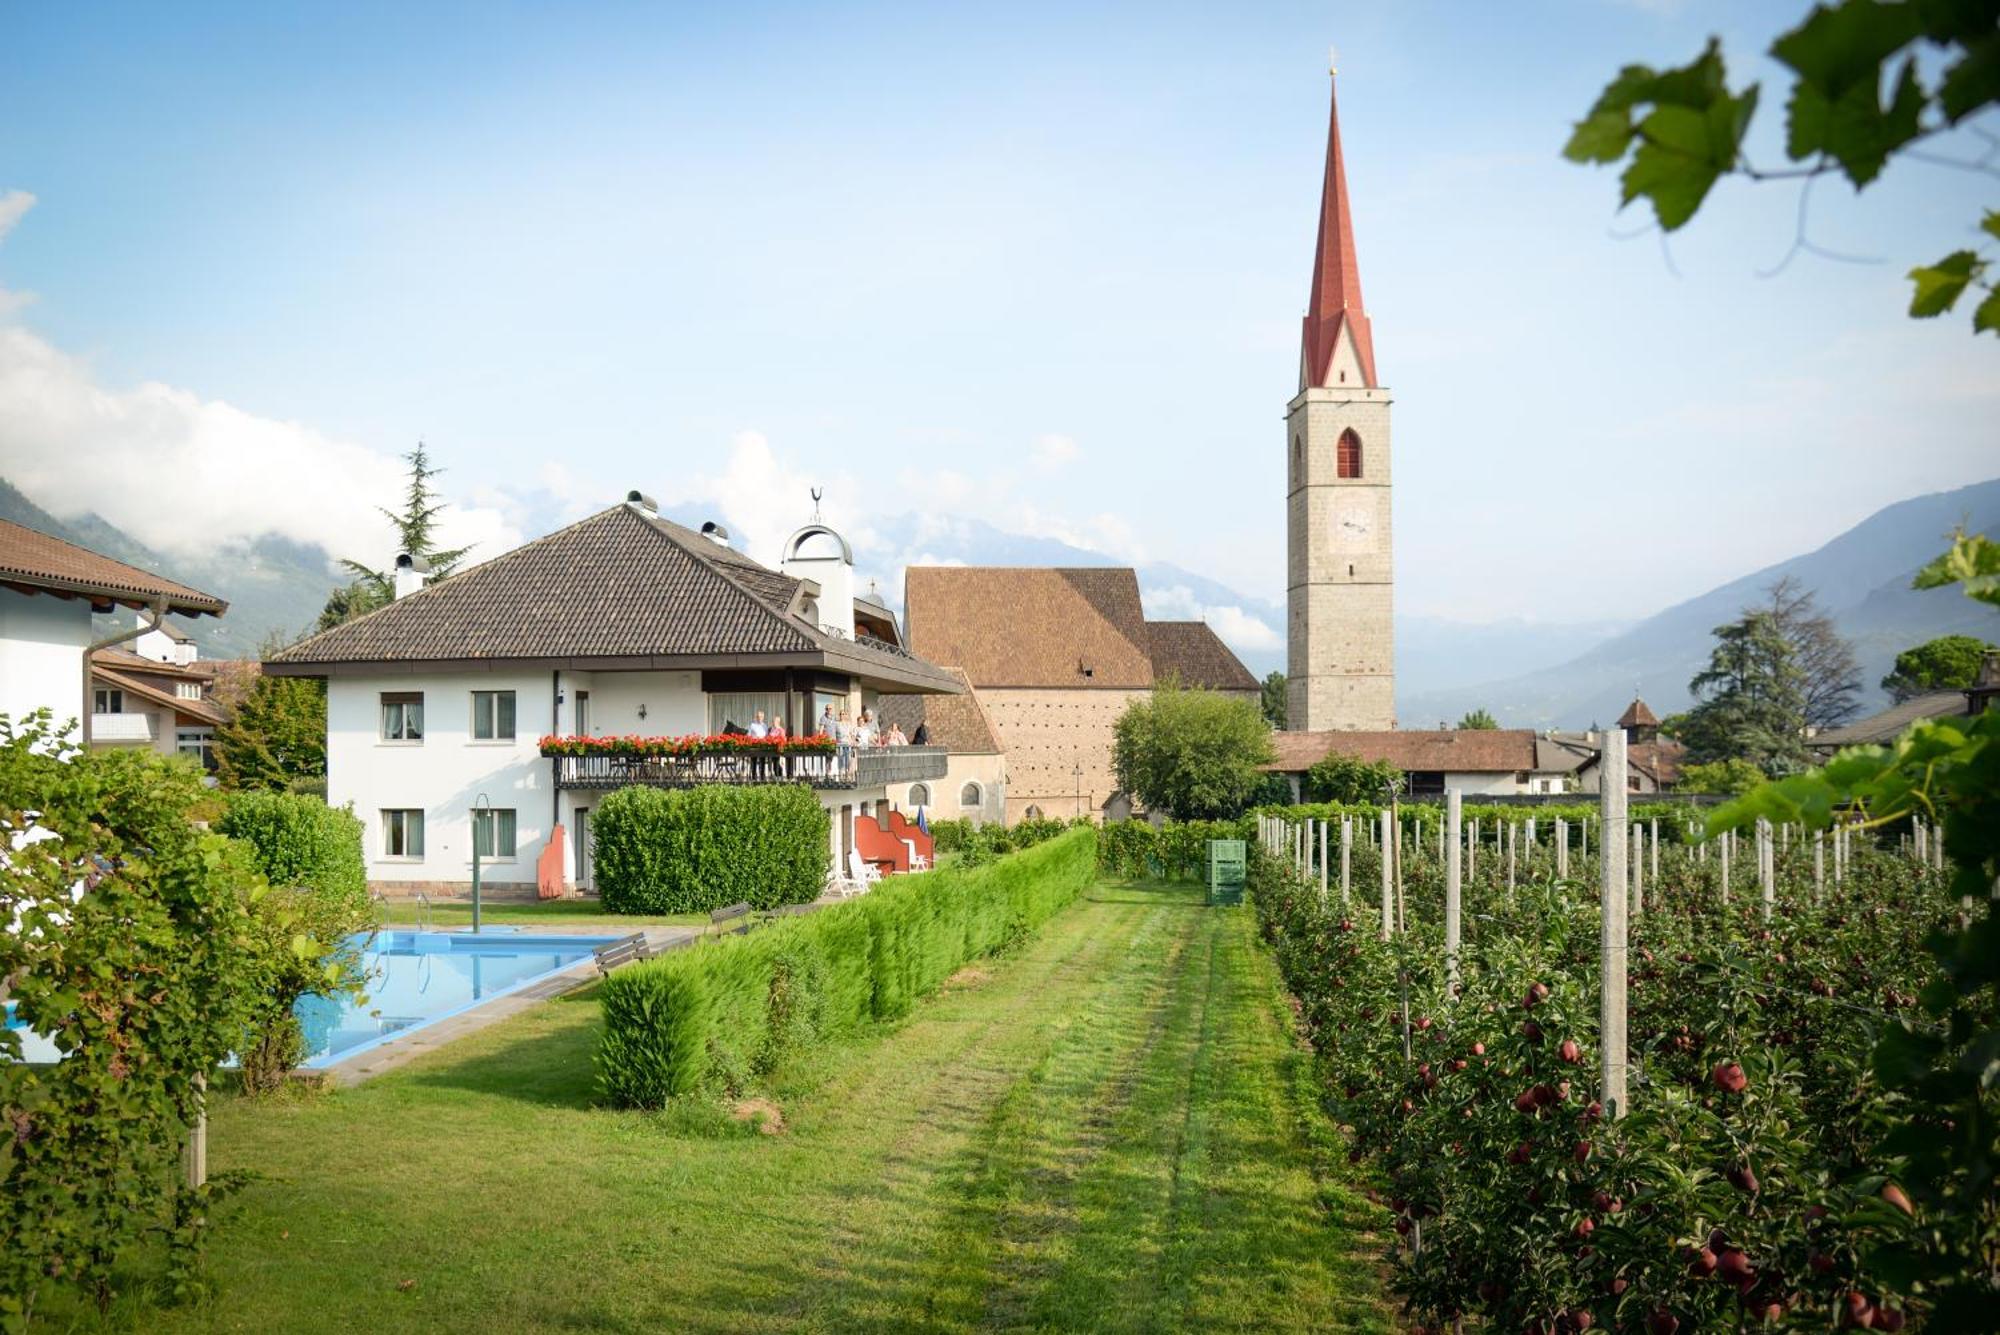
[0,324,520,567]
[1140,583,1282,653]
[658,429,867,566]
[1030,432,1079,472]
[0,190,33,243]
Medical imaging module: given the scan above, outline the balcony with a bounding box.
[551,745,948,792]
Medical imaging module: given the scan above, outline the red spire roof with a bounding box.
[1300,74,1378,391]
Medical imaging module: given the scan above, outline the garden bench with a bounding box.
[593,932,653,976]
[711,901,756,935]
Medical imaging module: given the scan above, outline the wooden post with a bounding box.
[1379,808,1394,942]
[1445,791,1463,988]
[185,1072,208,1189]
[1600,729,1629,1119]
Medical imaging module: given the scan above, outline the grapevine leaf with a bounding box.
[1906,249,1981,317]
[1974,285,2000,335]
[1981,208,2000,243]
[1564,106,1633,164]
[1937,30,2000,121]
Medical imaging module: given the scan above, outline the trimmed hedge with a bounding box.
[597,825,1097,1107]
[593,784,831,914]
[216,791,366,908]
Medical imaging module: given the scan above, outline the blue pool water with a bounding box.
[6,931,620,1069]
[296,931,621,1067]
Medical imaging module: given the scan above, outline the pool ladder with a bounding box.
[412,889,435,933]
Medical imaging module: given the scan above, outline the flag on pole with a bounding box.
[917,807,930,835]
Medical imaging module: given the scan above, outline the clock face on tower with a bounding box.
[1331,501,1372,552]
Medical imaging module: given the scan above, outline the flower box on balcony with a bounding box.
[536,733,838,760]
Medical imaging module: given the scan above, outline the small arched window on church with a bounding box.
[909,782,931,808]
[1292,434,1303,479]
[960,782,982,808]
[1337,428,1363,479]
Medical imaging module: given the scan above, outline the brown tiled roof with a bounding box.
[1266,728,1542,774]
[904,567,1155,689]
[1618,697,1660,729]
[1631,738,1684,786]
[90,664,225,727]
[91,646,216,680]
[1147,621,1258,692]
[1806,691,1970,751]
[268,503,958,692]
[0,519,226,617]
[877,667,1004,754]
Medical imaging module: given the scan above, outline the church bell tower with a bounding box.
[1287,62,1394,732]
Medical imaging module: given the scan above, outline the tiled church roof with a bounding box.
[904,567,1157,689]
[1147,621,1259,692]
[878,668,1005,754]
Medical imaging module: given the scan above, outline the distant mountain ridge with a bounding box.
[8,474,1990,726]
[1399,477,2000,730]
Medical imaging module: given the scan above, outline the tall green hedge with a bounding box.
[216,790,366,908]
[592,784,831,914]
[597,825,1097,1107]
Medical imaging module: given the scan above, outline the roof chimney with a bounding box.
[699,520,731,547]
[393,552,432,600]
[625,490,658,515]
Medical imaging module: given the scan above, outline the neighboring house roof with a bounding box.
[0,519,227,618]
[1549,731,1687,787]
[877,667,1005,754]
[1267,728,1544,775]
[905,567,1156,689]
[90,664,225,727]
[1618,697,1660,730]
[1808,690,1971,751]
[1147,621,1259,693]
[266,502,958,693]
[92,646,216,680]
[1533,738,1592,775]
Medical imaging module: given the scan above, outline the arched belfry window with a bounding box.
[1293,434,1303,478]
[1336,428,1363,479]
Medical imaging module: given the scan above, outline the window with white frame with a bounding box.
[382,808,425,858]
[471,690,516,741]
[381,692,424,742]
[175,682,202,700]
[176,728,216,771]
[93,688,124,714]
[473,807,517,859]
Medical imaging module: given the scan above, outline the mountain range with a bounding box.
[5,473,1994,728]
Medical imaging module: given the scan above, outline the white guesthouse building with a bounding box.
[266,494,956,895]
[0,518,228,740]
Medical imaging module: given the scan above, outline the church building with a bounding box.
[1287,66,1395,732]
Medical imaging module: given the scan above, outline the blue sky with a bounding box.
[1,0,1993,636]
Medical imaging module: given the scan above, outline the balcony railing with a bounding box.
[552,745,948,792]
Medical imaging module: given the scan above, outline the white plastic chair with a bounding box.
[901,838,930,871]
[846,850,884,893]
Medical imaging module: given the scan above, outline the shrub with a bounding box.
[598,826,1097,1107]
[593,784,831,914]
[217,790,366,905]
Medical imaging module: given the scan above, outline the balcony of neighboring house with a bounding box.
[548,743,949,793]
[91,711,157,745]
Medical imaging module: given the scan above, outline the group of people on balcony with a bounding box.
[812,704,922,774]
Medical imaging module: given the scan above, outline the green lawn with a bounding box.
[94,881,1392,1332]
[374,898,707,930]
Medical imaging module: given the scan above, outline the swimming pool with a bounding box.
[296,931,623,1068]
[5,930,622,1070]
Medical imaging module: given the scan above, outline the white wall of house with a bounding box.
[0,587,90,731]
[328,670,560,890]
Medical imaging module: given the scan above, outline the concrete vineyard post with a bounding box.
[1379,808,1393,942]
[1630,821,1644,920]
[1319,820,1329,902]
[1340,816,1351,906]
[1600,729,1629,1120]
[1760,818,1775,922]
[1650,819,1659,883]
[1445,790,1463,989]
[1814,830,1825,900]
